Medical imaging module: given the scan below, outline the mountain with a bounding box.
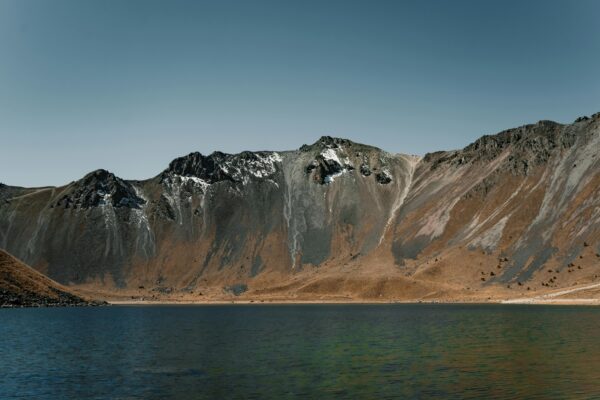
[0,249,100,307]
[0,113,599,302]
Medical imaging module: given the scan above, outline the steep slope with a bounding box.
[0,249,99,307]
[383,114,600,294]
[0,113,598,301]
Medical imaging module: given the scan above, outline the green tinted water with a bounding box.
[1,304,599,399]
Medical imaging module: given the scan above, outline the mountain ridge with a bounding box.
[0,112,598,302]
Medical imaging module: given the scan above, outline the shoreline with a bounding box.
[78,281,600,307]
[107,298,600,306]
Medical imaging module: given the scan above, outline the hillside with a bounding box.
[0,113,599,302]
[0,249,100,307]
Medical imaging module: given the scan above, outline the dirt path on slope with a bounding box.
[502,282,600,304]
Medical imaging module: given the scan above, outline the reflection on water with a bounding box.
[1,304,600,399]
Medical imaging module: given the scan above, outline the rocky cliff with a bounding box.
[1,114,599,301]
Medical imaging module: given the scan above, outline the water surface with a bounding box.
[1,304,600,399]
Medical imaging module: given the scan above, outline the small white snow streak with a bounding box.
[379,168,392,181]
[98,191,122,257]
[132,186,155,258]
[265,152,283,163]
[178,175,210,189]
[162,178,184,225]
[26,209,49,257]
[324,171,344,184]
[282,160,302,269]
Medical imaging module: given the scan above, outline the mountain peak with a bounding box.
[315,136,354,147]
[82,169,117,182]
[299,136,378,153]
[54,169,145,209]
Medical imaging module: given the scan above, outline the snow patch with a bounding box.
[321,148,341,164]
[98,191,122,257]
[178,175,210,189]
[318,148,355,184]
[221,151,282,181]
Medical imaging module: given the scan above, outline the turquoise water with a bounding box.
[1,304,600,399]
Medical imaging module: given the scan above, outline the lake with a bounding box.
[1,304,600,399]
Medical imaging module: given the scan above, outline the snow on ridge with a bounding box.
[320,148,355,184]
[248,152,282,178]
[97,190,112,205]
[321,148,342,164]
[178,175,210,189]
[167,151,283,185]
[220,151,283,181]
[263,151,283,163]
[380,168,392,178]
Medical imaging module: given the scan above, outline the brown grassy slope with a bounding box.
[0,249,98,306]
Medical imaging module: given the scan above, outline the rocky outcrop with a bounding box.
[163,150,282,185]
[425,120,578,175]
[303,136,394,185]
[54,169,145,209]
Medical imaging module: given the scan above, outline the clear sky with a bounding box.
[1,0,599,187]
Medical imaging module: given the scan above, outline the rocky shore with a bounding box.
[0,289,105,308]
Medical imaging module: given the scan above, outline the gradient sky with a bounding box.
[1,0,599,187]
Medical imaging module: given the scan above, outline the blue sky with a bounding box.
[1,0,599,187]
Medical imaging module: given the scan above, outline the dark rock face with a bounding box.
[303,137,367,184]
[163,151,281,185]
[360,164,372,176]
[425,120,577,175]
[375,170,392,184]
[164,152,235,184]
[307,155,344,184]
[54,169,145,209]
[299,136,355,153]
